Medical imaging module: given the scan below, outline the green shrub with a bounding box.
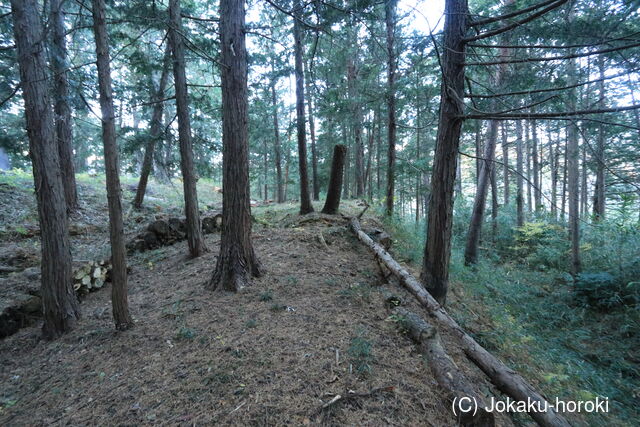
[574,272,639,309]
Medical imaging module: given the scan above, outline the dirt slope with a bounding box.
[0,212,514,426]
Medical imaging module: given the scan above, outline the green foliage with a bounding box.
[337,282,373,303]
[348,330,374,376]
[176,326,197,341]
[574,273,639,309]
[259,290,273,302]
[510,222,568,270]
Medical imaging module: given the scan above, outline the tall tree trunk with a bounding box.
[293,0,314,214]
[384,0,398,216]
[455,153,463,198]
[525,120,533,212]
[91,0,133,330]
[474,120,482,185]
[501,122,510,205]
[50,0,79,212]
[271,84,284,203]
[420,0,467,305]
[305,70,320,201]
[322,144,347,214]
[566,38,581,274]
[491,162,498,242]
[516,120,525,227]
[133,45,171,209]
[12,0,80,339]
[561,135,568,221]
[347,57,365,199]
[169,0,206,257]
[376,111,382,198]
[342,121,350,198]
[464,32,510,265]
[550,126,559,221]
[464,120,498,265]
[592,57,606,220]
[416,104,422,224]
[580,139,588,218]
[531,119,542,211]
[209,0,262,292]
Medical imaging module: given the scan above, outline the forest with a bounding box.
[0,0,639,425]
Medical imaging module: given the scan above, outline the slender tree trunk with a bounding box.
[464,33,510,265]
[271,83,284,203]
[342,121,350,198]
[306,71,320,201]
[455,153,463,198]
[525,121,533,213]
[293,0,314,214]
[376,112,382,198]
[531,119,542,211]
[474,120,482,185]
[561,135,568,221]
[516,120,525,227]
[12,0,80,339]
[464,120,498,265]
[416,104,422,224]
[322,145,347,214]
[580,139,588,218]
[420,0,467,305]
[50,0,79,212]
[593,57,606,220]
[491,162,498,242]
[384,0,398,216]
[501,122,509,205]
[91,0,133,330]
[550,126,559,221]
[133,45,171,209]
[209,0,262,292]
[566,39,582,274]
[169,0,206,257]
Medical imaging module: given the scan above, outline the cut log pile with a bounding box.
[126,212,222,254]
[73,260,111,295]
[350,217,571,427]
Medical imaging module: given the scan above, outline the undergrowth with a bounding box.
[382,201,639,426]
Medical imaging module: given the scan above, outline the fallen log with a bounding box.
[349,217,570,427]
[390,304,494,426]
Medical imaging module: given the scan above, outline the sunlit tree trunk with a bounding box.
[420,0,468,305]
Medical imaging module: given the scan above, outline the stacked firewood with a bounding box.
[73,260,111,295]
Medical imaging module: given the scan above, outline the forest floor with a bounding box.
[0,170,633,426]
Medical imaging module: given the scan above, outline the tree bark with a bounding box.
[271,82,284,203]
[390,306,495,426]
[384,0,398,216]
[169,0,206,257]
[592,57,606,221]
[531,119,542,211]
[516,120,525,227]
[420,0,467,305]
[91,0,133,330]
[293,0,314,214]
[351,217,570,427]
[50,0,79,212]
[464,120,498,265]
[566,9,581,275]
[209,0,262,292]
[133,45,171,209]
[525,120,533,212]
[501,122,509,205]
[12,0,80,339]
[550,126,559,221]
[321,144,347,215]
[305,65,320,201]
